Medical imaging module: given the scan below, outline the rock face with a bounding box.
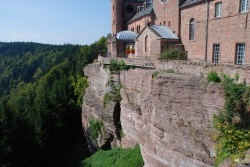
[82,63,225,166]
[82,64,121,152]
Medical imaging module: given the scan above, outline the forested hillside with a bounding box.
[0,35,108,167]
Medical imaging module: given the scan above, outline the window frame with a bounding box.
[235,43,246,65]
[213,44,220,63]
[215,2,222,18]
[189,18,195,40]
[240,0,249,13]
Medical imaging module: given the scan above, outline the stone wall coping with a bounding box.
[98,56,250,70]
[98,56,155,68]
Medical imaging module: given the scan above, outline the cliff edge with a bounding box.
[82,62,226,166]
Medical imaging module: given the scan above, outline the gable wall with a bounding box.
[134,27,161,60]
[153,0,180,36]
[127,14,154,33]
[124,2,146,23]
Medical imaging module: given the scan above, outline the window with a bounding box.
[213,44,220,63]
[189,18,195,40]
[139,25,140,33]
[240,0,249,12]
[236,43,246,65]
[145,36,149,52]
[215,2,222,18]
[168,21,171,27]
[126,5,134,13]
[137,26,139,34]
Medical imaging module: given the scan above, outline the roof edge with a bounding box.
[179,0,203,8]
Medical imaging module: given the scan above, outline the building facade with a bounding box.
[109,0,250,65]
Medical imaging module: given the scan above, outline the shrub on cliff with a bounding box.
[109,59,134,72]
[77,145,144,167]
[159,48,187,61]
[213,73,250,166]
[206,71,221,83]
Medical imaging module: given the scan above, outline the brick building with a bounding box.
[109,0,249,65]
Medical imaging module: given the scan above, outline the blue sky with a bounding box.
[0,0,111,45]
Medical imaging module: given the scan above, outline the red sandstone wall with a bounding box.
[124,2,146,23]
[207,0,250,64]
[181,1,250,64]
[111,0,124,34]
[153,0,180,36]
[127,14,154,33]
[180,2,207,61]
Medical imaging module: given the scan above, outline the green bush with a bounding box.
[159,48,187,60]
[206,71,221,83]
[213,72,250,166]
[109,59,134,72]
[78,145,144,167]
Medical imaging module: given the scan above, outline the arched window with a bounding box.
[137,26,139,34]
[189,18,195,40]
[164,21,166,25]
[168,21,171,27]
[145,36,149,52]
[139,25,141,33]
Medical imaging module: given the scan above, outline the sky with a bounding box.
[0,0,111,45]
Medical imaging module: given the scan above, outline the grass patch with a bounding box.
[153,71,160,79]
[78,145,144,167]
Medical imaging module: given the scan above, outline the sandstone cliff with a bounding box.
[82,63,225,166]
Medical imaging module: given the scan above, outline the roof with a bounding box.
[116,31,138,41]
[127,1,153,24]
[180,0,203,8]
[149,25,179,39]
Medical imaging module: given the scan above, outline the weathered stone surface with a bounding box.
[82,63,225,166]
[120,69,224,167]
[82,64,120,151]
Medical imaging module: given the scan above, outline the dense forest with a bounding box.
[0,36,108,167]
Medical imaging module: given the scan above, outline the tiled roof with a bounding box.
[150,25,179,39]
[127,1,153,24]
[116,31,138,41]
[180,0,203,8]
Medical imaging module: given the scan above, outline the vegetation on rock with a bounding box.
[89,119,103,147]
[206,71,221,83]
[213,72,250,166]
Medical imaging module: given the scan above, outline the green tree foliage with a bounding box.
[77,145,144,167]
[0,35,108,166]
[71,75,88,106]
